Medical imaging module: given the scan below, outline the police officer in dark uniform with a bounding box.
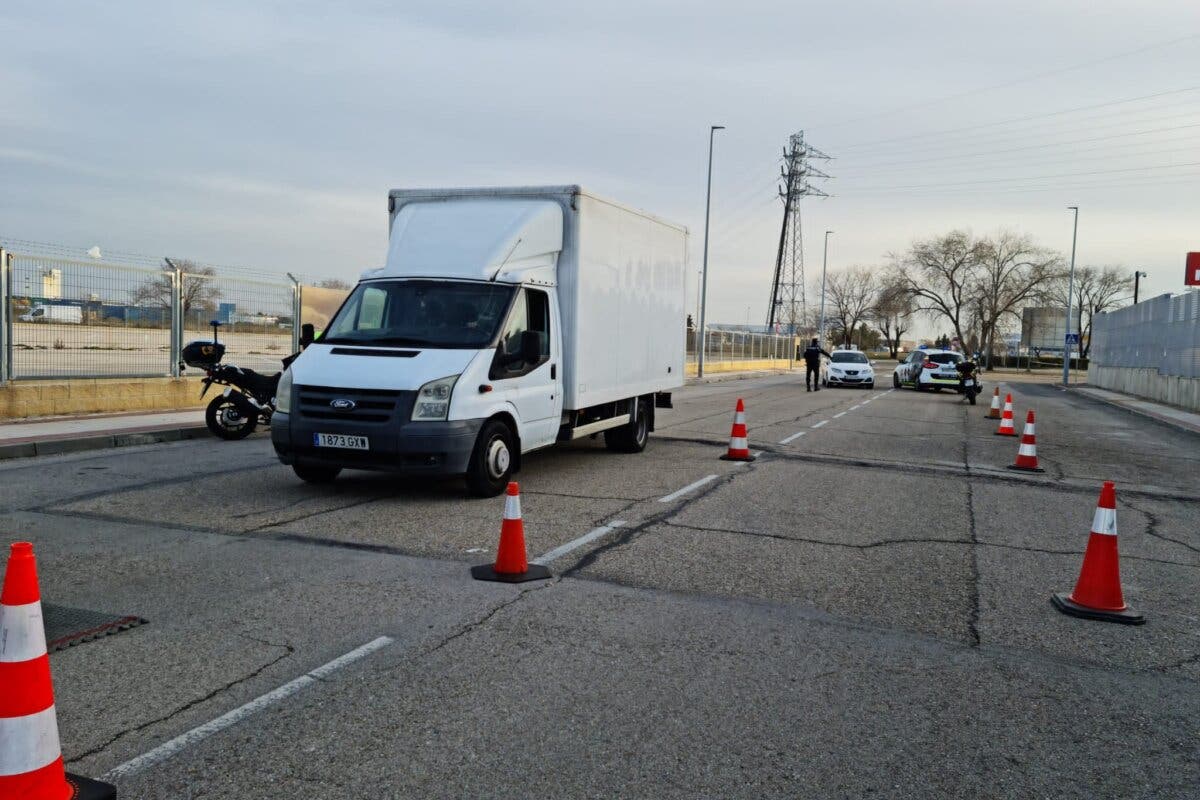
[802,338,831,392]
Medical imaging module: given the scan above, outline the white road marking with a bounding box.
[833,412,847,419]
[778,430,807,444]
[532,521,626,566]
[811,420,829,429]
[850,404,863,410]
[106,636,395,779]
[658,474,719,503]
[748,450,763,460]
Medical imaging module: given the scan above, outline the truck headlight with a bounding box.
[276,368,293,411]
[412,375,458,421]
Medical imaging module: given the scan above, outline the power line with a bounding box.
[836,106,1200,167]
[834,122,1200,177]
[845,171,1200,198]
[842,160,1200,193]
[811,32,1200,132]
[834,85,1200,151]
[837,138,1200,179]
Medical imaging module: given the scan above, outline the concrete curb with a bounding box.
[1069,386,1200,436]
[687,368,798,385]
[0,425,213,461]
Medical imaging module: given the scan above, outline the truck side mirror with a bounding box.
[300,323,315,348]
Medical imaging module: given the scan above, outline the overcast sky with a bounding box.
[2,1,1197,332]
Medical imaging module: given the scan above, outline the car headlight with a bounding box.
[276,368,293,411]
[412,375,458,421]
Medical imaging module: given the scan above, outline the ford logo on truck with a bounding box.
[330,399,356,412]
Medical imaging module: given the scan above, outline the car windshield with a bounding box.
[927,353,963,364]
[831,352,869,364]
[322,280,515,348]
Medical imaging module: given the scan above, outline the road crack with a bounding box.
[66,634,295,765]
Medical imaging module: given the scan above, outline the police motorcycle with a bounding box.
[182,321,312,440]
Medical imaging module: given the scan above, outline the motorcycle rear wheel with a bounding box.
[205,395,258,440]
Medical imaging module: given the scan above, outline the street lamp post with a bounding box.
[1134,270,1148,304]
[818,230,833,347]
[1063,206,1079,387]
[697,124,725,379]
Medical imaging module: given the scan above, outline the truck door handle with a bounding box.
[551,364,557,379]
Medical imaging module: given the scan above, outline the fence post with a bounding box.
[0,249,8,385]
[166,260,182,377]
[288,274,302,353]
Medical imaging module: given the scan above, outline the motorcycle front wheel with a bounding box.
[205,395,258,440]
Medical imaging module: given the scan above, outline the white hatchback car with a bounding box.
[893,349,964,391]
[821,349,876,388]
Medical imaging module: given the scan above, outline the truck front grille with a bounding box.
[295,385,410,423]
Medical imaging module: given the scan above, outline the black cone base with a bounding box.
[1051,593,1145,625]
[994,431,1017,437]
[471,563,552,583]
[1005,464,1045,473]
[67,773,117,799]
[719,454,756,462]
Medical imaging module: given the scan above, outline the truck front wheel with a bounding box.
[466,419,516,497]
[604,399,649,453]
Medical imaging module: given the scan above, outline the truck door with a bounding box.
[490,288,562,449]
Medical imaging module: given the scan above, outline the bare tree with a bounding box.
[132,260,221,315]
[824,267,879,348]
[872,278,914,359]
[972,232,1063,369]
[1049,266,1132,357]
[317,278,352,290]
[892,231,984,348]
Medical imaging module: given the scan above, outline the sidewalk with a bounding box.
[1073,386,1200,435]
[0,409,209,460]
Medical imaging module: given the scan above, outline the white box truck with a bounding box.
[272,185,688,495]
[20,304,83,324]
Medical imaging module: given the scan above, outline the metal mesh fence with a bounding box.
[6,254,172,378]
[180,273,295,375]
[686,329,795,365]
[1090,292,1200,379]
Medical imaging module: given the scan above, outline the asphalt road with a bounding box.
[2,371,1197,798]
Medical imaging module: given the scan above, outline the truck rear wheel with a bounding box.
[604,399,649,453]
[466,419,515,497]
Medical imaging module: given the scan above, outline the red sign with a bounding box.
[1188,252,1200,287]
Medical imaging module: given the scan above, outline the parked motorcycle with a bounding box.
[182,322,311,440]
[956,359,981,405]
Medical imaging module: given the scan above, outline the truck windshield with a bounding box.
[321,280,516,348]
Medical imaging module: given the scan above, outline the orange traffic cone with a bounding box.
[1006,409,1044,472]
[719,398,755,462]
[0,542,116,799]
[994,394,1017,436]
[471,482,552,583]
[1052,482,1144,625]
[985,387,1001,419]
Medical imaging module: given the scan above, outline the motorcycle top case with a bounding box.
[182,340,226,368]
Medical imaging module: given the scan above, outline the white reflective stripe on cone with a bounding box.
[504,494,521,520]
[1018,443,1037,456]
[0,705,61,777]
[1092,506,1118,536]
[734,413,746,424]
[0,601,49,662]
[1024,424,1036,436]
[729,437,748,449]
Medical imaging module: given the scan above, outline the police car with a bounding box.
[821,348,875,389]
[892,348,965,391]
